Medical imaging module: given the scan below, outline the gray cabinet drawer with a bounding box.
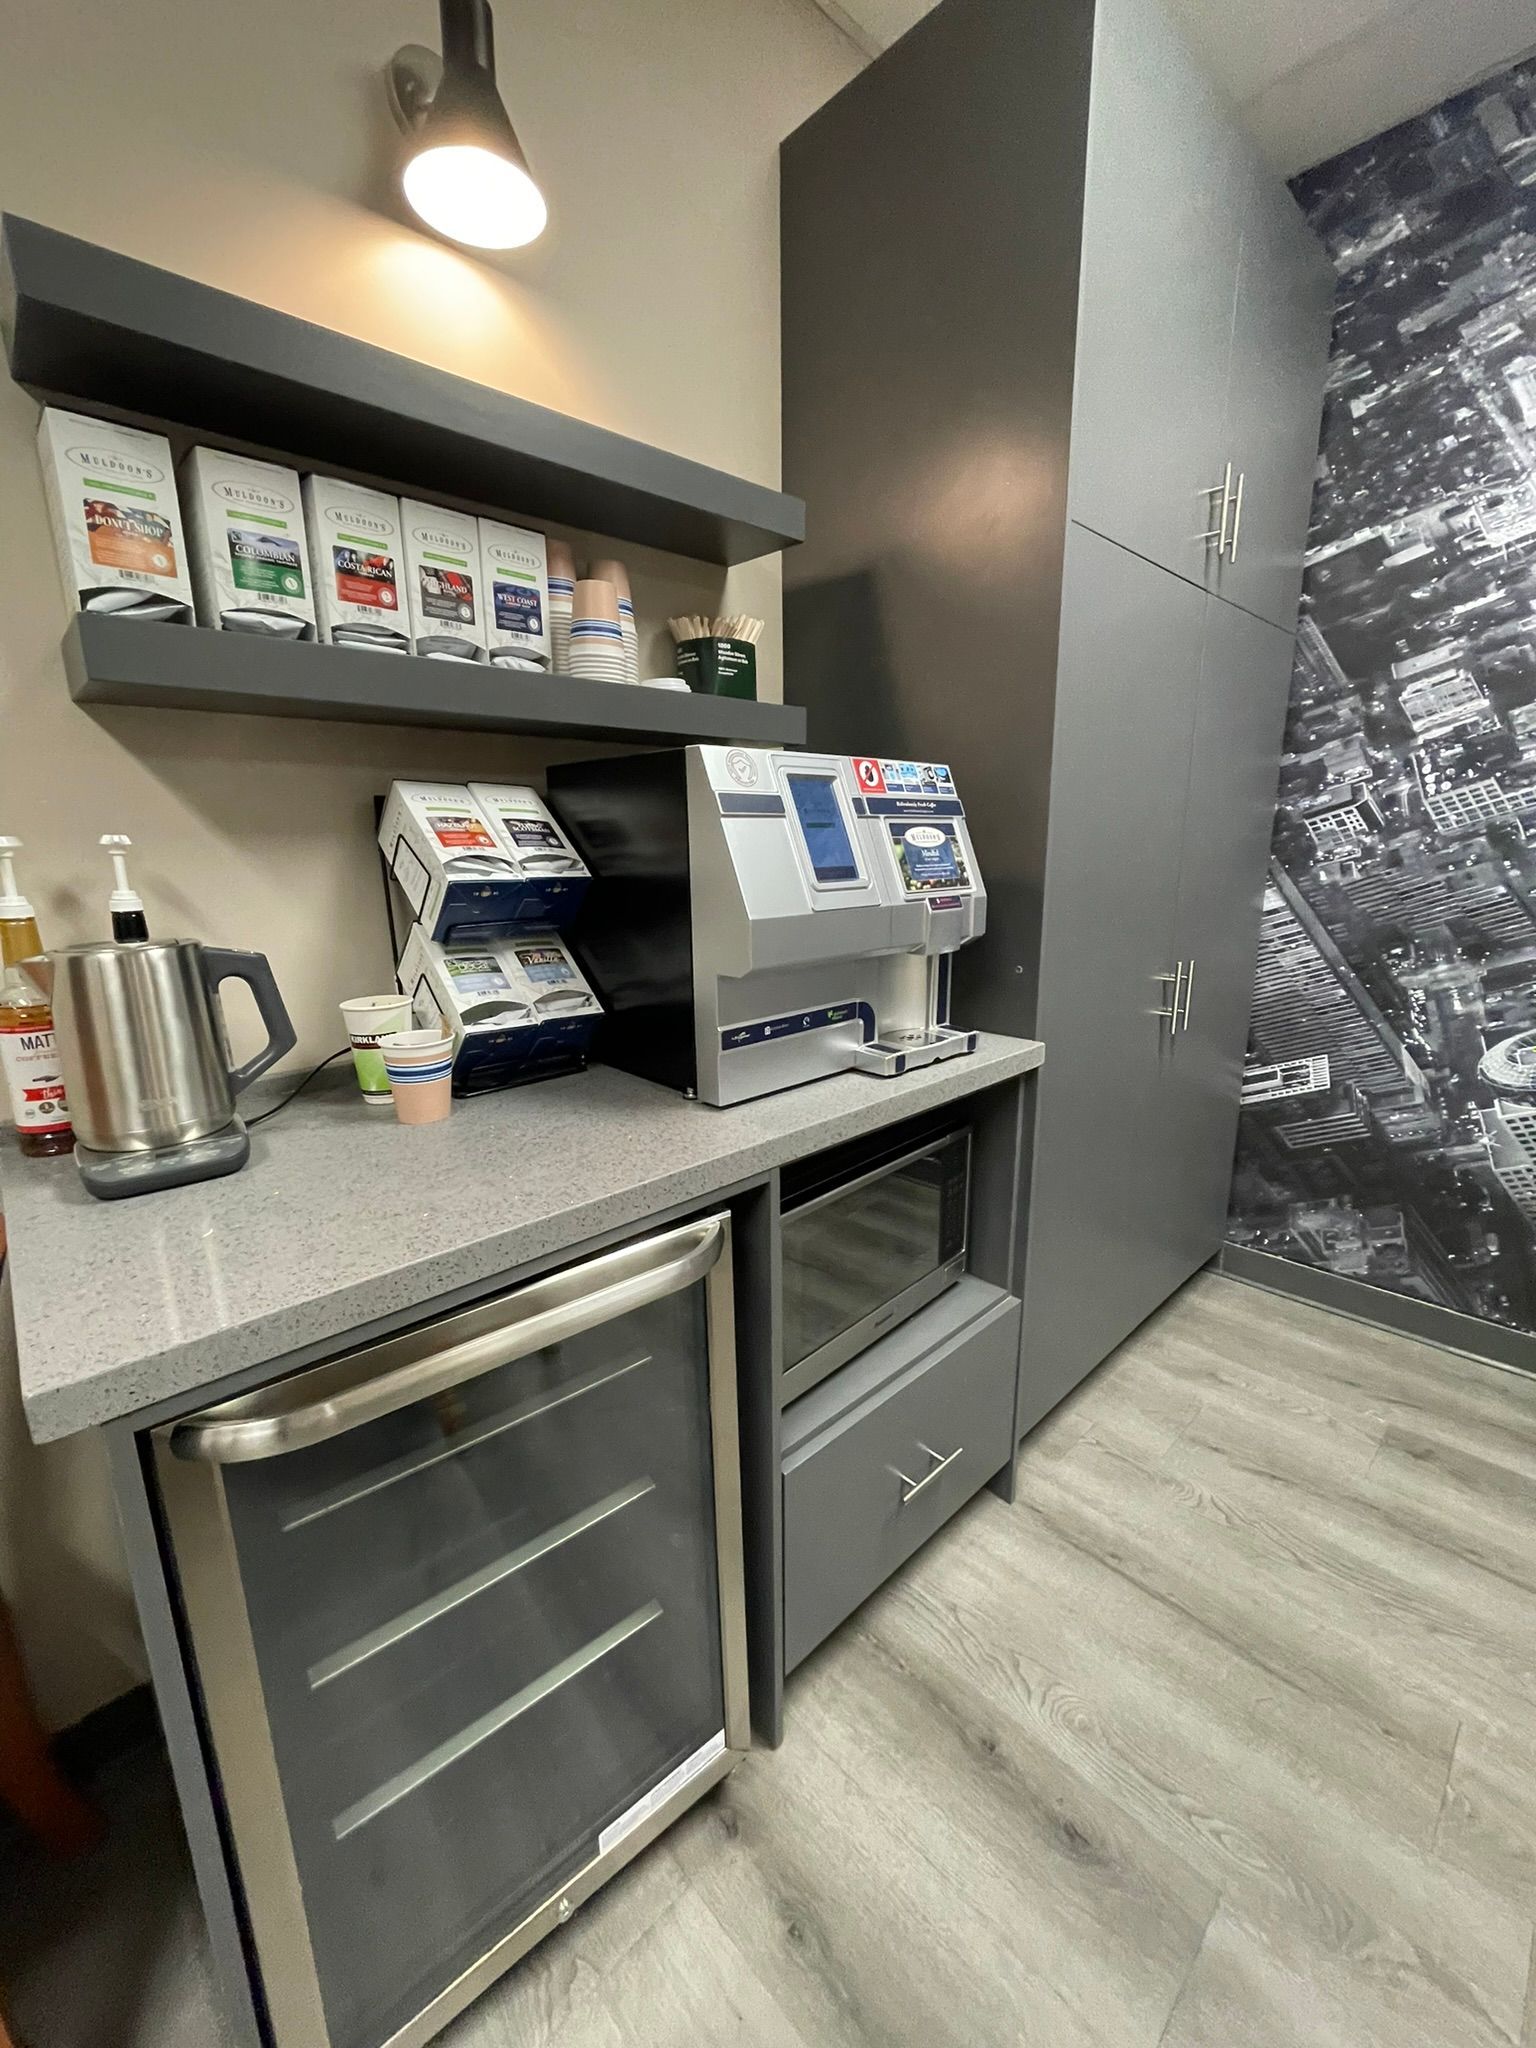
[782,1293,1020,1672]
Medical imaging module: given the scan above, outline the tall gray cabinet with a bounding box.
[780,0,1333,1438]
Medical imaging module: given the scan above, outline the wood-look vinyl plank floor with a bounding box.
[6,1271,1535,2048]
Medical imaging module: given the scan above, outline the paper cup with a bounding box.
[587,558,632,601]
[547,539,578,583]
[341,994,412,1102]
[381,1029,455,1125]
[572,578,620,625]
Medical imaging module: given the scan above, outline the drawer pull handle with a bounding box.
[895,1442,964,1504]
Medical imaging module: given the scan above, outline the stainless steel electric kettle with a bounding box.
[23,940,296,1199]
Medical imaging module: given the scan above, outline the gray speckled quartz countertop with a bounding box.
[2,1035,1041,1442]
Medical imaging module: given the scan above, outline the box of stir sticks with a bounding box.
[670,614,762,699]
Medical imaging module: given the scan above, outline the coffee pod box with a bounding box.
[467,782,588,880]
[478,519,551,667]
[401,499,487,661]
[181,447,316,639]
[376,778,581,946]
[397,924,601,1093]
[38,407,194,623]
[301,476,408,650]
[400,926,600,1038]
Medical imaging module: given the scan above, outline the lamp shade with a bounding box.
[394,0,547,250]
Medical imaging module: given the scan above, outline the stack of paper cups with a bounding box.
[590,558,638,685]
[568,580,626,683]
[548,539,576,675]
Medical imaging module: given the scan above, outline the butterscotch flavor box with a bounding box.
[37,407,194,622]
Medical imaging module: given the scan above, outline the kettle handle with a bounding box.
[202,948,298,1097]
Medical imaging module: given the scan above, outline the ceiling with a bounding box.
[808,0,1536,174]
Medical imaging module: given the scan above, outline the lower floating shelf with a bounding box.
[62,613,807,748]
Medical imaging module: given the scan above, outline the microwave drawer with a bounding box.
[782,1290,1020,1673]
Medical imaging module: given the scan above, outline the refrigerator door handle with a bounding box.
[1179,956,1196,1033]
[169,1215,728,1464]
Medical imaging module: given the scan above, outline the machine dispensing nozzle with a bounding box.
[101,834,149,943]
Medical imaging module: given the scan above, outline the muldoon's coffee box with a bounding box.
[478,519,550,668]
[38,407,194,623]
[302,476,408,651]
[181,447,316,639]
[377,780,588,945]
[401,499,487,661]
[397,924,601,1094]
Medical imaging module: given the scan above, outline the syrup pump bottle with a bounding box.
[0,837,73,1158]
[100,834,149,942]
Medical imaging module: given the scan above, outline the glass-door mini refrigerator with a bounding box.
[152,1213,748,2048]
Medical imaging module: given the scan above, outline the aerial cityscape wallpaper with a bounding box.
[1226,56,1536,1333]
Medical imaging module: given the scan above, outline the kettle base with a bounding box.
[76,1121,250,1201]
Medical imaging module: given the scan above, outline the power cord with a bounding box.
[244,1047,353,1129]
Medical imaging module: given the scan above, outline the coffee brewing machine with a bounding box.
[546,746,986,1107]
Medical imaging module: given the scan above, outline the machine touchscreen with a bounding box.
[785,773,859,884]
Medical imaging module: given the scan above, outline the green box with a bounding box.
[674,636,757,700]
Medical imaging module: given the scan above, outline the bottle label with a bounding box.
[0,1021,72,1134]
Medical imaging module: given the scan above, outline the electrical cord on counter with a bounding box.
[244,1047,353,1129]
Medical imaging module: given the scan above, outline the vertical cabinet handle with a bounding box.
[1228,473,1245,563]
[1179,956,1196,1033]
[1201,464,1233,553]
[1153,964,1185,1022]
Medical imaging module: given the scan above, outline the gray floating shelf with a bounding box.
[1,215,804,566]
[62,614,807,748]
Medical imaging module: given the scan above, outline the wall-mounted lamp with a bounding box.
[387,0,547,251]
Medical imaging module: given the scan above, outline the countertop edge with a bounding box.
[13,1038,1043,1442]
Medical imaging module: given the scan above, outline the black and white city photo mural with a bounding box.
[1226,56,1536,1333]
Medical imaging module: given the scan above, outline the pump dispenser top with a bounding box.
[100,834,149,943]
[0,836,34,921]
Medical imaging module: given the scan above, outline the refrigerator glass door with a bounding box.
[154,1215,745,2048]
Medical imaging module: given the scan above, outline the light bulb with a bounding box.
[402,143,547,250]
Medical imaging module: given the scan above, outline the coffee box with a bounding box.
[379,779,589,941]
[399,925,599,1038]
[401,499,486,661]
[181,447,315,638]
[478,518,551,668]
[301,475,408,650]
[467,782,588,879]
[37,407,194,623]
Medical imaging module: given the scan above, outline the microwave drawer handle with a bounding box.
[168,1216,727,1465]
[894,1441,964,1504]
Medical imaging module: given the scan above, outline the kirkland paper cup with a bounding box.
[381,1029,454,1125]
[340,995,411,1102]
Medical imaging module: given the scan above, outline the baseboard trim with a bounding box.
[1215,1244,1536,1382]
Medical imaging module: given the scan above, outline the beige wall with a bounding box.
[0,0,858,1727]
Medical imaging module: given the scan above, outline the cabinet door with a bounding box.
[1019,524,1205,1438]
[1216,149,1334,630]
[1160,597,1297,1269]
[1067,0,1243,591]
